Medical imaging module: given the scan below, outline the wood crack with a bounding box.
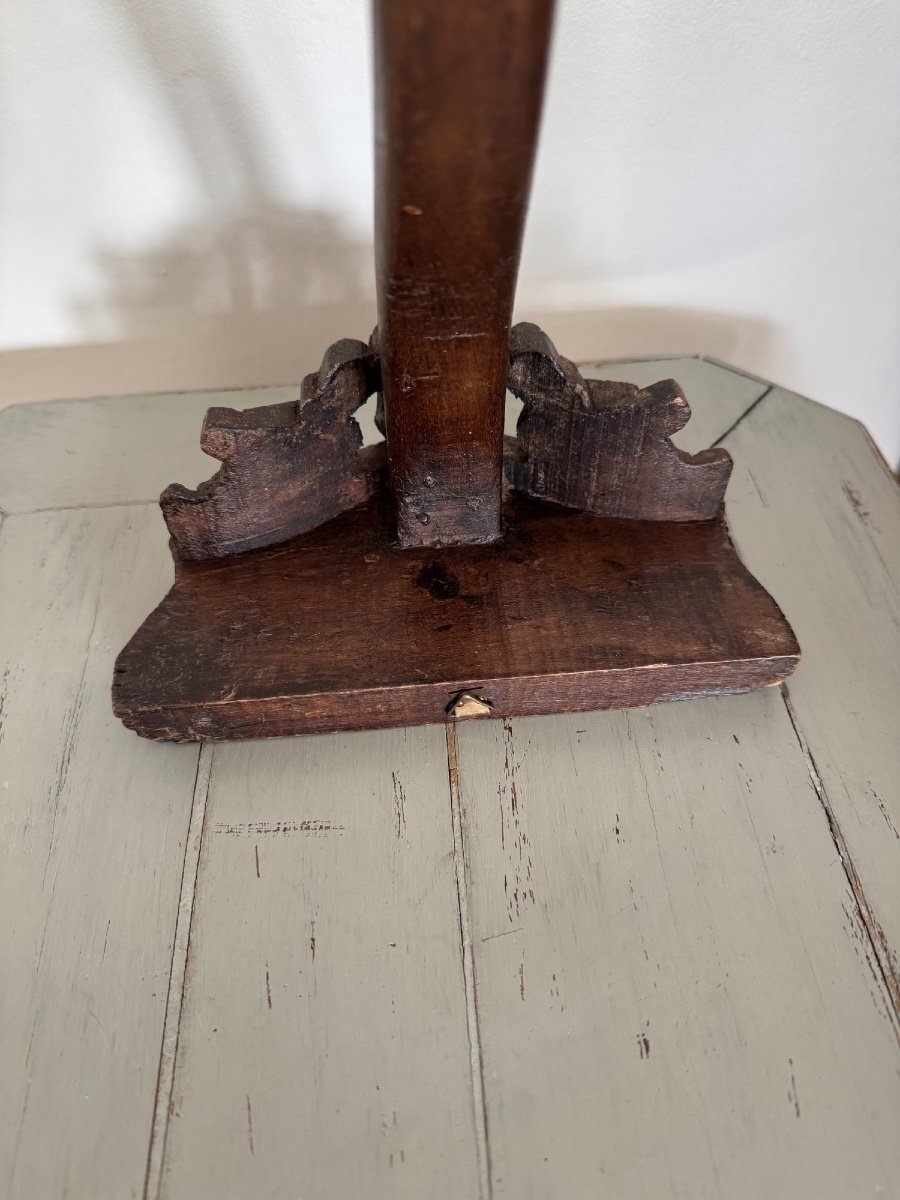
[143,743,214,1200]
[712,386,773,447]
[781,684,900,1042]
[446,723,492,1200]
[7,498,161,516]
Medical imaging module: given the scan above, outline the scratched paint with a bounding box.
[498,720,536,924]
[787,1060,801,1118]
[391,771,408,840]
[637,1021,651,1061]
[213,820,344,836]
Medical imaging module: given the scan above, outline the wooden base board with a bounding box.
[113,488,799,741]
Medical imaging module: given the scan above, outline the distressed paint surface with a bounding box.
[722,390,900,1009]
[158,730,482,1200]
[0,506,199,1199]
[1,358,898,1199]
[454,694,900,1199]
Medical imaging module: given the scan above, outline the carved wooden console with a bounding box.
[113,0,798,741]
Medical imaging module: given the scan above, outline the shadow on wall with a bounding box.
[0,1,774,408]
[0,294,775,409]
[518,306,775,372]
[1,210,380,408]
[0,0,378,407]
[77,205,372,341]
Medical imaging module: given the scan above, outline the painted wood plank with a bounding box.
[455,692,900,1200]
[0,387,295,514]
[722,391,900,999]
[159,729,481,1200]
[0,505,199,1200]
[503,357,767,458]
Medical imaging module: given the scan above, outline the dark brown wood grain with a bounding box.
[161,338,382,559]
[112,0,801,743]
[113,483,799,741]
[507,323,733,520]
[373,0,554,547]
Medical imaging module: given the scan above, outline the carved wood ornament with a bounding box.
[159,321,734,563]
[160,339,383,560]
[113,0,798,740]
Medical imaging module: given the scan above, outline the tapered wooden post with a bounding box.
[374,0,555,547]
[115,0,799,743]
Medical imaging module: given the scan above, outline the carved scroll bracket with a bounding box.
[162,337,383,560]
[505,322,733,521]
[161,323,734,564]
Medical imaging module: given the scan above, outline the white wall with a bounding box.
[2,0,899,463]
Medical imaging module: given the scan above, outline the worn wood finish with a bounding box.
[721,390,900,1006]
[148,343,745,563]
[158,730,481,1200]
[454,692,900,1199]
[374,0,554,546]
[507,324,733,519]
[113,484,798,741]
[4,360,899,1199]
[0,359,762,516]
[161,339,383,559]
[0,505,199,1200]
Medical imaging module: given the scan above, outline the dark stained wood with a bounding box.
[112,1,801,742]
[507,323,733,520]
[113,483,799,741]
[157,316,733,562]
[374,0,554,547]
[161,338,383,559]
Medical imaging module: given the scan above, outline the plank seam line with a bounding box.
[700,354,774,387]
[143,742,215,1200]
[781,684,900,1041]
[6,498,159,516]
[581,352,700,367]
[713,386,773,447]
[0,382,294,415]
[446,723,493,1200]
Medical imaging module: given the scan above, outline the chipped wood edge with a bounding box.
[2,358,779,519]
[143,744,214,1200]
